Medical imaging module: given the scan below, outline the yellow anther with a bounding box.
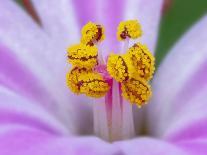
[81,22,105,45]
[67,43,98,69]
[66,67,89,94]
[107,54,134,82]
[117,20,142,41]
[126,43,155,81]
[107,54,126,82]
[121,77,152,107]
[79,72,110,98]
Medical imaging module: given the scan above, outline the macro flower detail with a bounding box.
[121,77,151,107]
[1,1,207,154]
[67,43,98,69]
[126,43,155,81]
[67,20,154,107]
[81,22,105,46]
[117,20,142,41]
[67,22,110,98]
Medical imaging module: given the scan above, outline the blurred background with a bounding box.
[16,0,207,67]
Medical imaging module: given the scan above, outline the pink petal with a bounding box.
[0,87,193,155]
[124,0,164,52]
[115,137,188,155]
[0,43,57,110]
[29,0,163,59]
[30,0,80,45]
[0,1,67,97]
[177,139,207,155]
[0,86,69,135]
[164,87,207,141]
[0,128,118,155]
[147,15,207,137]
[0,1,93,134]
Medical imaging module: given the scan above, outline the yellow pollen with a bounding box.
[107,54,127,82]
[121,77,152,107]
[81,22,105,45]
[66,20,155,106]
[78,72,110,98]
[66,67,89,94]
[117,20,142,41]
[67,43,98,69]
[126,43,155,81]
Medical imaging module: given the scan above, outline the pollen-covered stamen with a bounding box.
[66,67,89,94]
[78,72,110,98]
[81,22,105,46]
[121,77,152,107]
[117,20,142,41]
[67,44,98,69]
[127,43,155,81]
[107,54,130,82]
[107,53,136,82]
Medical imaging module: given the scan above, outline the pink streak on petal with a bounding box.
[163,87,207,142]
[0,128,119,155]
[0,109,61,135]
[0,1,94,133]
[0,44,56,109]
[167,119,207,142]
[147,15,207,137]
[177,139,207,155]
[0,86,69,135]
[72,0,97,27]
[98,0,126,56]
[173,61,207,112]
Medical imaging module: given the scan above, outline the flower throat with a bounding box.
[66,20,155,141]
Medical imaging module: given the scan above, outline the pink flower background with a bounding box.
[0,0,207,155]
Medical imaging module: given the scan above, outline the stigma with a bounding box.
[66,20,155,107]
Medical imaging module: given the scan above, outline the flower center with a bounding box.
[66,20,155,142]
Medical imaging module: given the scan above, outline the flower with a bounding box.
[0,0,207,155]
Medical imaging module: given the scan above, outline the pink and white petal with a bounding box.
[96,0,126,54]
[163,87,207,141]
[30,0,80,46]
[0,43,58,109]
[72,0,98,27]
[74,0,126,56]
[0,127,119,155]
[0,1,94,133]
[123,0,164,134]
[124,0,164,52]
[0,1,70,89]
[0,85,69,135]
[147,15,207,136]
[0,1,65,97]
[115,137,188,155]
[177,139,207,155]
[0,42,83,132]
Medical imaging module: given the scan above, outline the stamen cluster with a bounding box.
[66,22,110,98]
[107,21,155,107]
[66,20,155,107]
